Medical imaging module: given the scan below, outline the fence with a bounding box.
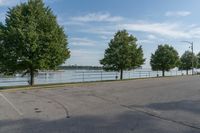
[0,69,194,87]
[72,70,192,82]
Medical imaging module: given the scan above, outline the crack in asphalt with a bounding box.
[91,94,200,130]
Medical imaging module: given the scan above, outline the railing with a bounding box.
[0,70,194,87]
[72,70,192,82]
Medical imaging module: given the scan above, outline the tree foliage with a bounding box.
[150,44,179,77]
[179,51,198,75]
[0,0,70,85]
[100,30,145,80]
[197,52,200,68]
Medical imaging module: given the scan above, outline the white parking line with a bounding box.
[0,93,23,116]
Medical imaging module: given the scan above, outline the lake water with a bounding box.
[0,69,193,87]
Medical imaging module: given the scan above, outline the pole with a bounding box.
[191,42,194,75]
[82,72,84,82]
[181,41,194,75]
[100,71,102,81]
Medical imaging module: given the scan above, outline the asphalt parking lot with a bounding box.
[0,76,200,133]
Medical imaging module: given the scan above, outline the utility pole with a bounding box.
[181,41,194,75]
[191,42,194,75]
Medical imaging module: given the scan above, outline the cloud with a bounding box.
[71,49,102,57]
[60,21,85,26]
[138,35,158,44]
[119,22,190,39]
[165,11,191,17]
[81,28,114,35]
[189,27,200,38]
[77,20,200,40]
[44,0,60,4]
[0,0,19,6]
[0,0,58,7]
[138,39,154,44]
[70,38,97,46]
[147,34,157,40]
[70,12,123,22]
[99,35,110,40]
[67,49,103,65]
[67,13,195,40]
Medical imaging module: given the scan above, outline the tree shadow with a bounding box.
[0,111,199,133]
[146,100,200,114]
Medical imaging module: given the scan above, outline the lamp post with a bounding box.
[181,41,194,75]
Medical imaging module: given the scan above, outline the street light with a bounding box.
[181,41,194,75]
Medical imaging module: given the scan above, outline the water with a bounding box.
[0,69,193,87]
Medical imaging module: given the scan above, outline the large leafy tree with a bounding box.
[179,51,198,75]
[150,45,179,77]
[0,0,70,85]
[100,30,145,80]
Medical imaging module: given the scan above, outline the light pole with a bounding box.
[181,41,194,75]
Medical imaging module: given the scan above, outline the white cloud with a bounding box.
[0,0,26,6]
[76,20,187,39]
[119,22,190,39]
[60,21,85,26]
[81,28,115,35]
[138,39,154,44]
[147,34,157,40]
[189,27,200,38]
[165,11,191,17]
[70,12,123,22]
[70,38,97,46]
[71,49,102,57]
[78,21,200,40]
[44,0,59,4]
[67,49,103,65]
[99,35,110,40]
[0,0,57,7]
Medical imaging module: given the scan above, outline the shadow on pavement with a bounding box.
[146,100,200,114]
[0,111,199,133]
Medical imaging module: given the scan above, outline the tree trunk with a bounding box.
[186,70,188,75]
[120,68,123,80]
[162,70,165,77]
[30,68,34,86]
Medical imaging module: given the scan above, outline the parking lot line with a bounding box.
[0,93,23,116]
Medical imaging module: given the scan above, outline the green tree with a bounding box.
[179,51,198,75]
[0,0,70,85]
[150,45,179,77]
[100,30,145,80]
[196,52,200,69]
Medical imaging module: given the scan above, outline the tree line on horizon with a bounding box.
[0,0,200,85]
[58,65,102,70]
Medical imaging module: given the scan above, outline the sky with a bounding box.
[0,0,200,68]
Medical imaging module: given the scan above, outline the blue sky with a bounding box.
[1,0,200,68]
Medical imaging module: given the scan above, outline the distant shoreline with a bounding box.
[58,66,103,70]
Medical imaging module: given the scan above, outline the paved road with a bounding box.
[0,76,200,133]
